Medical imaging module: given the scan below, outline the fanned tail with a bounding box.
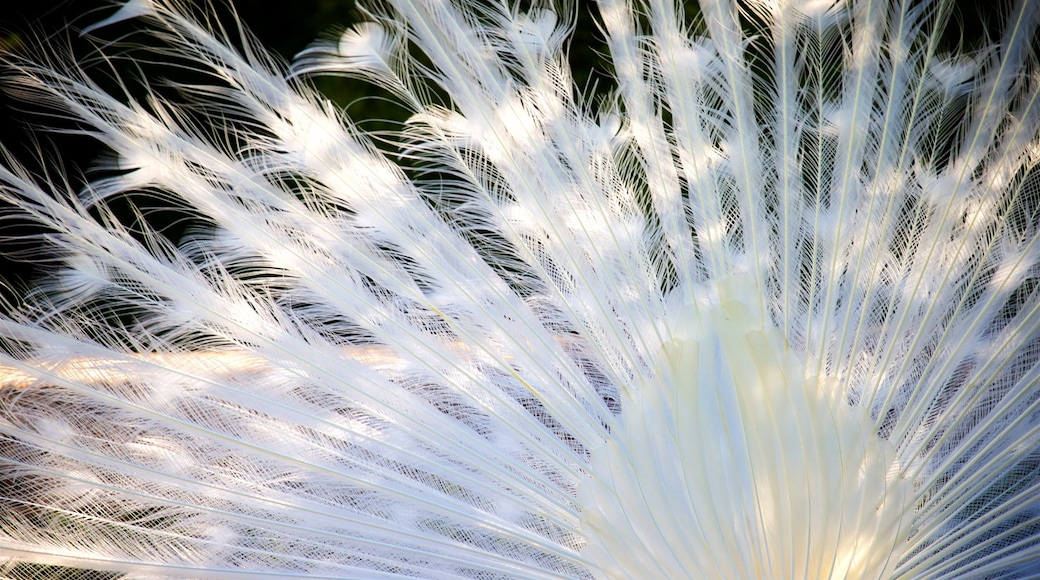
[1,0,1039,578]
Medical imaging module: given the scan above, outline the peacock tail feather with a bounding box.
[1,0,1038,577]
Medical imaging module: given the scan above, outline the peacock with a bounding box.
[1,0,1038,577]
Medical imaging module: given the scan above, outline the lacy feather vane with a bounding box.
[1,0,1039,578]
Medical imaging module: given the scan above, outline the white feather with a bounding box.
[1,0,1038,578]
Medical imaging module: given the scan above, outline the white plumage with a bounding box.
[0,0,1038,577]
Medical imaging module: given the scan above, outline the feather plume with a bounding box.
[1,0,1039,578]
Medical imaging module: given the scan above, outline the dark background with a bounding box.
[0,0,1012,311]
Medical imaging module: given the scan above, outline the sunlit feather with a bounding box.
[1,0,1038,578]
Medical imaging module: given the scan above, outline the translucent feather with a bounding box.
[1,0,1038,578]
